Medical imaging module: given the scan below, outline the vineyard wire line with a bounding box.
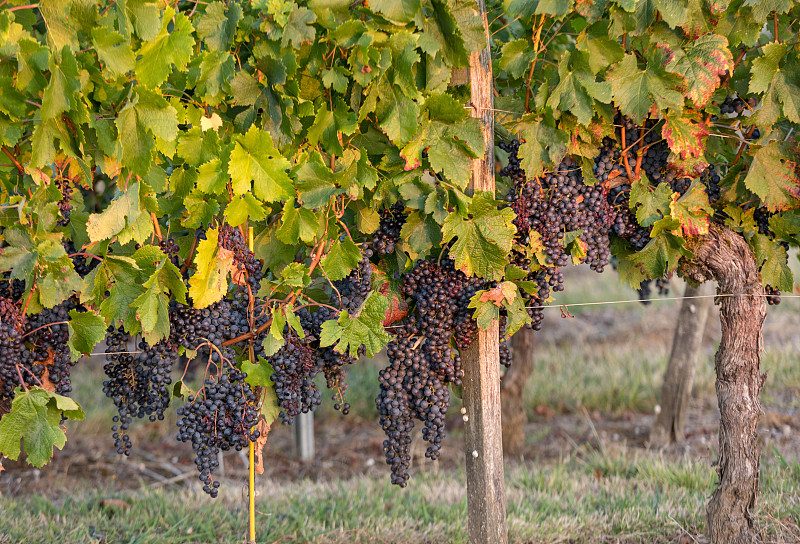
[81,293,800,351]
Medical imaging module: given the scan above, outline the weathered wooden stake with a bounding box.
[462,2,508,543]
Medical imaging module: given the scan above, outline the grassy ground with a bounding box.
[2,268,799,544]
[2,448,799,544]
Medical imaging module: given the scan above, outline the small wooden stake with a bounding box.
[462,2,509,543]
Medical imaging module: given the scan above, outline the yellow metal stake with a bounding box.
[247,226,256,544]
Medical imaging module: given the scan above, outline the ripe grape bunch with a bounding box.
[373,202,407,255]
[377,258,504,487]
[500,138,616,328]
[102,330,178,455]
[176,366,260,497]
[219,224,263,293]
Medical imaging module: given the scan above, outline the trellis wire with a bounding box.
[83,292,800,354]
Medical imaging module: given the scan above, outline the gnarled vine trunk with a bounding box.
[649,281,715,447]
[501,327,534,457]
[681,225,766,544]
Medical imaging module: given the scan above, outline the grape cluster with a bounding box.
[102,330,177,455]
[64,240,98,278]
[669,165,721,203]
[159,237,181,268]
[268,332,321,424]
[637,277,670,304]
[765,285,781,305]
[333,244,373,312]
[373,202,407,255]
[176,366,260,497]
[219,224,263,292]
[24,302,74,395]
[719,95,753,116]
[0,300,25,398]
[298,306,356,414]
[500,138,617,329]
[594,138,652,251]
[377,259,483,486]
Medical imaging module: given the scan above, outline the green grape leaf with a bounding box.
[241,357,280,425]
[277,201,319,244]
[441,192,517,281]
[225,193,266,227]
[67,309,107,361]
[371,0,421,23]
[196,1,242,51]
[750,234,794,291]
[135,9,195,88]
[92,26,135,76]
[514,117,569,178]
[86,181,145,243]
[321,238,361,281]
[280,6,316,48]
[188,227,232,308]
[0,388,84,468]
[228,126,293,202]
[607,53,683,123]
[320,292,390,358]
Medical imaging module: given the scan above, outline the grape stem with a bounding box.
[21,321,68,339]
[619,121,636,181]
[68,252,103,262]
[1,146,23,174]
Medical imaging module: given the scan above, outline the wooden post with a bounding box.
[649,281,714,447]
[294,411,315,462]
[462,2,508,543]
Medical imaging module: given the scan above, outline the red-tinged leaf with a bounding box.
[665,34,733,107]
[744,142,800,212]
[478,282,517,307]
[662,113,709,161]
[381,294,408,327]
[669,180,713,236]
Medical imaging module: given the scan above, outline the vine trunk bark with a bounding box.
[681,225,766,544]
[649,281,714,448]
[501,328,534,457]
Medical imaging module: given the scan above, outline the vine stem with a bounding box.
[21,278,36,317]
[151,213,163,242]
[8,3,37,10]
[1,146,23,174]
[773,12,780,42]
[68,252,103,262]
[634,126,646,178]
[180,235,199,274]
[21,321,68,339]
[731,125,758,168]
[620,121,636,181]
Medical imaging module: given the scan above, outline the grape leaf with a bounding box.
[750,234,794,291]
[92,26,135,76]
[196,1,242,52]
[319,292,390,357]
[607,53,683,123]
[669,180,713,236]
[280,6,316,48]
[662,113,709,160]
[441,192,517,281]
[135,9,195,88]
[241,358,280,425]
[67,309,106,361]
[225,193,266,227]
[228,126,293,202]
[665,34,732,106]
[277,201,319,244]
[321,238,361,281]
[744,142,800,212]
[0,388,84,468]
[86,181,144,243]
[188,227,232,308]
